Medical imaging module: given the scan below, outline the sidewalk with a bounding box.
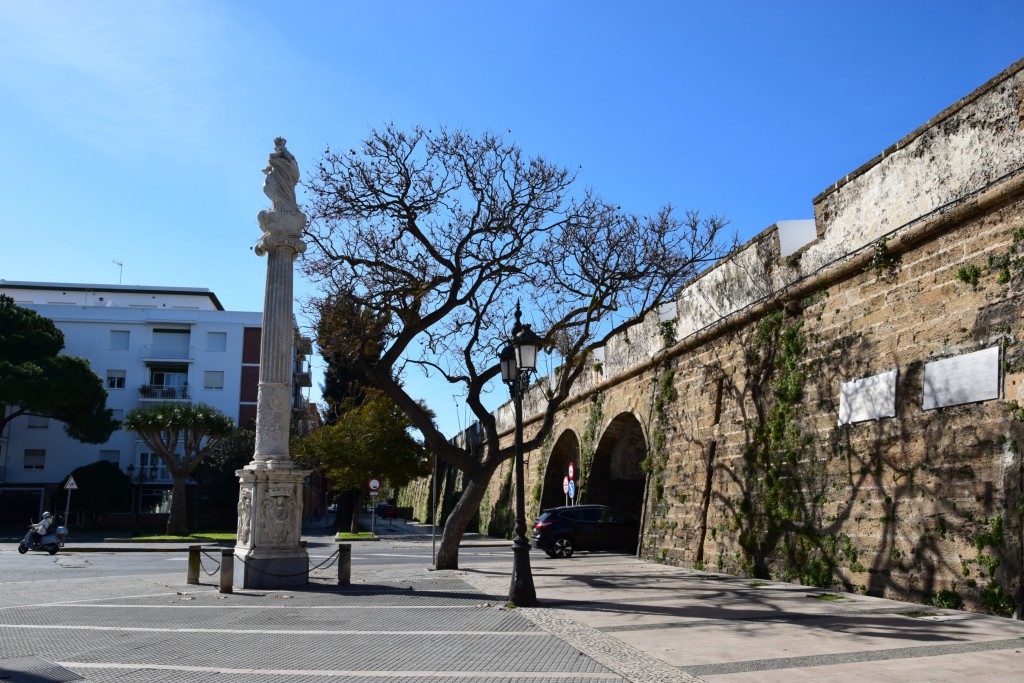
[2,523,1022,682]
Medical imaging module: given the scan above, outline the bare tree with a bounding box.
[303,125,730,568]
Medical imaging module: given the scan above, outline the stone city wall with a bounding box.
[406,58,1024,614]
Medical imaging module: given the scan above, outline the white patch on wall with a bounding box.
[922,346,1001,410]
[592,347,605,364]
[776,220,818,258]
[838,369,898,425]
[658,300,677,322]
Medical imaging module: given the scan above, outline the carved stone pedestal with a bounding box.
[234,462,310,589]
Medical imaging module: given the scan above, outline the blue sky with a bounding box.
[1,1,1021,437]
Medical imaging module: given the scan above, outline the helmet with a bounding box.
[42,512,52,519]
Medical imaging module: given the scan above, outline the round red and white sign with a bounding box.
[568,462,574,480]
[368,478,381,492]
[563,476,569,494]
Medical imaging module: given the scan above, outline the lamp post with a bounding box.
[500,303,542,607]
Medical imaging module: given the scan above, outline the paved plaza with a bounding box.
[1,523,1023,682]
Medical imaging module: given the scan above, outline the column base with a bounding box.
[234,547,309,589]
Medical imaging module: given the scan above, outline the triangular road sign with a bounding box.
[64,476,79,491]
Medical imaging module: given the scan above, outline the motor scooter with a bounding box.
[18,524,67,555]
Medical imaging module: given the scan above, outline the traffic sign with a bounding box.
[568,462,574,480]
[64,476,79,491]
[562,476,569,494]
[368,478,381,492]
[568,480,576,499]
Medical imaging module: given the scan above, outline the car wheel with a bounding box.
[544,549,557,558]
[47,545,59,555]
[551,536,574,558]
[18,544,28,554]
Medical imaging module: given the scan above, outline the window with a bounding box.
[107,370,126,389]
[26,415,48,429]
[110,330,130,351]
[152,330,191,358]
[150,367,187,387]
[99,450,119,463]
[204,371,224,390]
[24,449,45,470]
[138,453,169,481]
[206,331,227,352]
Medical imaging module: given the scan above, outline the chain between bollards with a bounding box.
[186,543,350,586]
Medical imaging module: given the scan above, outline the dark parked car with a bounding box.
[530,504,639,558]
[375,502,398,519]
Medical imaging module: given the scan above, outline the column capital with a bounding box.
[255,208,307,256]
[255,233,307,257]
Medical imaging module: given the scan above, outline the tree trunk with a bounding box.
[166,474,189,536]
[434,465,496,570]
[349,495,362,534]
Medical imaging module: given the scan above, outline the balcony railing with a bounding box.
[138,385,190,400]
[141,345,195,361]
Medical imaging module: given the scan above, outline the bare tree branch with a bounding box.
[302,125,732,568]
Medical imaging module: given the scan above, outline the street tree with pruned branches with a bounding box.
[123,402,233,536]
[303,125,731,568]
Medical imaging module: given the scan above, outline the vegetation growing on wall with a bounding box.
[486,464,515,539]
[659,320,678,348]
[642,367,676,507]
[955,264,982,287]
[733,310,838,586]
[866,236,901,281]
[578,392,604,501]
[531,428,555,510]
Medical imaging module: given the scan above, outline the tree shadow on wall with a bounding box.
[487,464,514,539]
[671,288,1021,612]
[720,304,863,586]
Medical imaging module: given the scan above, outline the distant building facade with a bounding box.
[0,281,314,525]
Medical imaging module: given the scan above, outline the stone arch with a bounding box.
[540,429,580,510]
[584,412,647,521]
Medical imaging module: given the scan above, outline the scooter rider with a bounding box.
[29,511,53,545]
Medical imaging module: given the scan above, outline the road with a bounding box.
[0,540,511,582]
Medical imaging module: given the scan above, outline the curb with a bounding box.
[62,545,212,553]
[54,540,513,553]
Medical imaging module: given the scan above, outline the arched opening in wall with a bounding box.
[584,412,646,524]
[540,430,579,511]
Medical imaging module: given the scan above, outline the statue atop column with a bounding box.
[257,137,307,250]
[262,137,301,213]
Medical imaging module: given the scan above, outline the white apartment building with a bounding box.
[0,281,313,524]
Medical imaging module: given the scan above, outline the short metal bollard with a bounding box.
[187,544,200,585]
[338,543,351,585]
[219,548,234,593]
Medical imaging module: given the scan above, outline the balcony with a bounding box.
[294,369,312,388]
[138,385,191,401]
[141,345,195,362]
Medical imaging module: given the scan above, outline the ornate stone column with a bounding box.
[235,137,310,588]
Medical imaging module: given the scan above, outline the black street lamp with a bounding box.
[500,303,542,607]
